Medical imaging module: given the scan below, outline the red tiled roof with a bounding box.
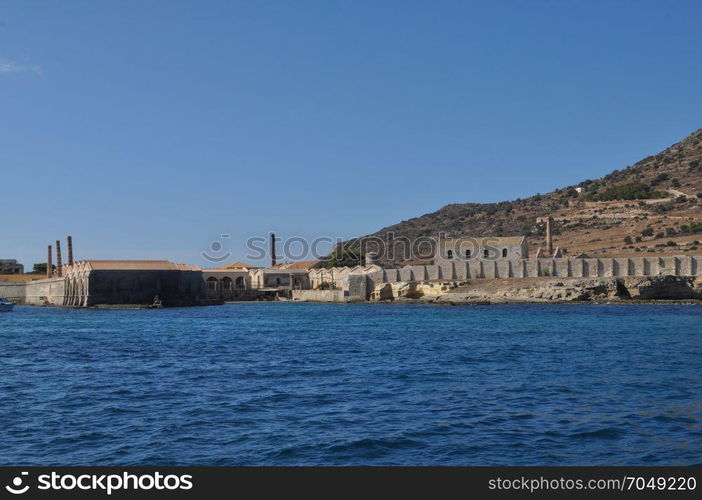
[273,260,323,270]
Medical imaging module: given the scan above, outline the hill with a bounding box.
[342,128,702,264]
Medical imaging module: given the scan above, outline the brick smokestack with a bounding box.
[47,245,53,279]
[545,217,553,257]
[67,236,74,265]
[55,240,63,277]
[270,232,277,267]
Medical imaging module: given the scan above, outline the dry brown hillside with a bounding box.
[345,128,702,263]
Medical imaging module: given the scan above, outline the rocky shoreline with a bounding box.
[369,275,702,305]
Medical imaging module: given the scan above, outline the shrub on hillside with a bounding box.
[651,173,669,186]
[585,182,665,201]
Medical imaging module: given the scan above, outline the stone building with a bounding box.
[249,268,310,290]
[201,268,250,301]
[62,260,204,307]
[0,259,24,274]
[434,236,529,265]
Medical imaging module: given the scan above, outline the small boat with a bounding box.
[0,298,15,312]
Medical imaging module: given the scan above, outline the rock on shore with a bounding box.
[369,275,702,304]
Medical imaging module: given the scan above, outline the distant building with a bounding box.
[249,268,310,290]
[434,236,530,265]
[0,259,24,274]
[62,260,203,307]
[201,268,250,301]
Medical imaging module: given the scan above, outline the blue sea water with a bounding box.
[0,303,701,466]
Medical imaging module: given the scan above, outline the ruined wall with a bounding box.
[313,255,702,293]
[86,270,203,306]
[0,283,26,303]
[0,278,66,306]
[292,289,347,302]
[26,278,66,305]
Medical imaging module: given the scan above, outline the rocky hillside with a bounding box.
[348,128,702,263]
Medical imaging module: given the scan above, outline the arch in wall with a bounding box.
[72,276,78,306]
[68,276,76,306]
[63,276,73,305]
[235,276,244,288]
[71,276,79,306]
[222,277,233,291]
[77,275,84,306]
[78,273,88,307]
[206,277,218,291]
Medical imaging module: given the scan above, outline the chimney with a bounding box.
[47,245,53,279]
[545,217,553,257]
[67,236,74,265]
[56,240,63,277]
[270,232,277,267]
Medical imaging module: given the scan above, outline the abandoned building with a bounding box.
[0,259,24,274]
[434,236,530,265]
[249,268,310,290]
[4,221,702,307]
[201,268,250,302]
[62,260,204,307]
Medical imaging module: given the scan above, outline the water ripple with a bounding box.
[1,303,701,465]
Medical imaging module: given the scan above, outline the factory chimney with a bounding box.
[545,217,553,257]
[67,236,74,266]
[270,233,277,267]
[47,245,53,279]
[55,240,63,277]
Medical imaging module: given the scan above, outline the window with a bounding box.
[206,277,218,291]
[222,277,233,290]
[502,248,508,258]
[465,249,471,258]
[447,250,453,259]
[483,249,489,258]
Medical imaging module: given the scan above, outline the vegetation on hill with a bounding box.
[584,182,666,202]
[325,248,363,268]
[342,128,702,262]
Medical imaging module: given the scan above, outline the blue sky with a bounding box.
[2,0,701,268]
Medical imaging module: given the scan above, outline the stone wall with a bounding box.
[85,270,203,307]
[292,289,347,302]
[313,256,702,294]
[0,283,26,303]
[0,278,65,306]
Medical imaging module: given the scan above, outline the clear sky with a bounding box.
[2,0,701,268]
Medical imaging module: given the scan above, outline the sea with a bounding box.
[1,303,700,465]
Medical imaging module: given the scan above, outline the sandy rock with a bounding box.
[370,275,701,303]
[625,275,699,300]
